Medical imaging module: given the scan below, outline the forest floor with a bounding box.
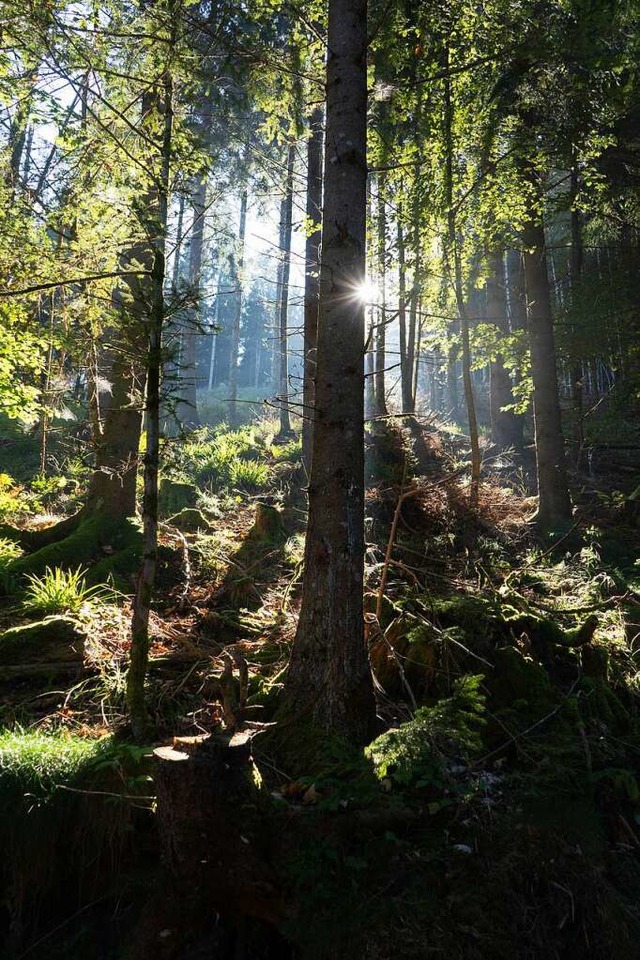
[2,412,640,958]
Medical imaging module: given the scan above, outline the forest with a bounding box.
[1,0,640,956]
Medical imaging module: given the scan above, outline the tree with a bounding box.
[284,0,375,743]
[126,3,176,738]
[301,106,323,474]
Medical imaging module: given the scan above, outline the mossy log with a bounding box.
[0,661,88,680]
[506,611,599,660]
[0,510,85,552]
[0,616,86,664]
[490,646,558,714]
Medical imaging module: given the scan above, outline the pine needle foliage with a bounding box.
[366,675,486,787]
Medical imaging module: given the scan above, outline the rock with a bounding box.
[158,479,198,517]
[0,616,86,664]
[167,508,212,534]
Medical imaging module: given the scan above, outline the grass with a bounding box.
[0,728,110,796]
[22,565,103,616]
[161,418,293,495]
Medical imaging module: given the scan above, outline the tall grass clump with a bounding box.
[22,565,101,616]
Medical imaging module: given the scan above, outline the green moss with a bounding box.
[0,615,85,664]
[3,515,142,592]
[490,646,557,715]
[166,507,212,533]
[0,729,107,797]
[366,675,486,787]
[158,478,197,517]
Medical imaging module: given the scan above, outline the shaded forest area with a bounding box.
[1,0,640,957]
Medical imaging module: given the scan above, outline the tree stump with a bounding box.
[153,731,287,926]
[249,503,283,540]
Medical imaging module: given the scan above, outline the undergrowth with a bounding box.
[1,417,640,958]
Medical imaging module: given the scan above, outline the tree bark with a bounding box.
[443,53,480,503]
[486,250,524,451]
[396,199,411,413]
[86,323,147,521]
[302,107,323,475]
[5,64,38,192]
[406,197,420,415]
[521,173,571,528]
[277,143,295,438]
[174,177,206,430]
[570,165,585,462]
[285,0,375,743]
[374,170,388,416]
[229,189,248,427]
[126,18,175,740]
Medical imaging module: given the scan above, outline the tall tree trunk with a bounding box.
[570,164,585,462]
[486,250,523,451]
[396,200,412,413]
[277,143,295,438]
[374,171,388,416]
[443,52,480,504]
[228,189,248,426]
[406,196,420,414]
[174,177,206,430]
[160,191,185,435]
[5,64,38,191]
[208,272,223,390]
[127,22,175,741]
[521,172,571,529]
[302,107,323,475]
[86,321,147,520]
[285,0,375,743]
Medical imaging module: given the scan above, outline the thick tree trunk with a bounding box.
[152,733,286,924]
[302,107,323,475]
[86,332,146,520]
[521,180,571,528]
[486,250,524,451]
[285,0,375,743]
[229,189,248,426]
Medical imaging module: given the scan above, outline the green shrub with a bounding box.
[270,437,302,462]
[0,472,23,520]
[365,675,486,788]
